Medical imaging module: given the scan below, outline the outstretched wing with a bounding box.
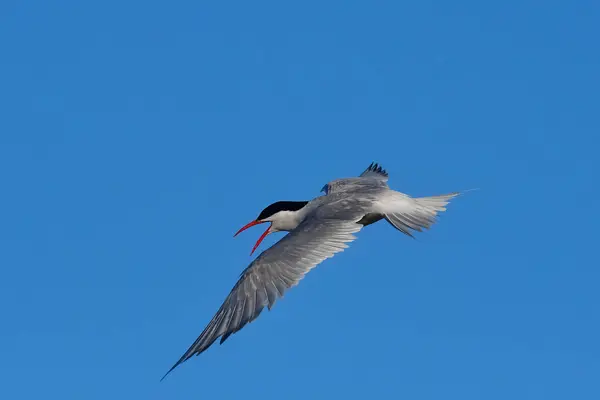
[162,218,363,380]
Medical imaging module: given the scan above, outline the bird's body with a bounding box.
[162,163,460,380]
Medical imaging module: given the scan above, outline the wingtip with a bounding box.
[160,368,174,382]
[360,161,388,179]
[160,354,188,382]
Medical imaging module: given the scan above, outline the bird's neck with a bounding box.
[271,204,310,232]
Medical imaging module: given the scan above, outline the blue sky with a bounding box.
[1,1,599,399]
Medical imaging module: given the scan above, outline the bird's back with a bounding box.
[321,162,390,196]
[322,177,388,194]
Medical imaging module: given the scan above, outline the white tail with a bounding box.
[383,192,460,238]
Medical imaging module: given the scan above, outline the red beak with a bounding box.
[234,220,272,256]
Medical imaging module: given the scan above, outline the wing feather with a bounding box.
[321,162,389,195]
[359,162,389,180]
[161,218,362,380]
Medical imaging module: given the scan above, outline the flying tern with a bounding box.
[162,162,460,380]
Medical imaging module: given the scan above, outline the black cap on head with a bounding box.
[257,201,309,220]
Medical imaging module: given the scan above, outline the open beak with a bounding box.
[234,220,272,256]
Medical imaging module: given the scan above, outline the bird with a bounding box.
[161,162,461,380]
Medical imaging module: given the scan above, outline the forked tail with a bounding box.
[384,192,460,237]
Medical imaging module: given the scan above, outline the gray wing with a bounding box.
[321,162,389,195]
[359,162,389,181]
[162,218,362,380]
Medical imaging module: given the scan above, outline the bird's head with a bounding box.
[234,201,309,255]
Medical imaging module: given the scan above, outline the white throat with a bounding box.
[266,209,305,232]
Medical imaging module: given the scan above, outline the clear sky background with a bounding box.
[1,1,599,399]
